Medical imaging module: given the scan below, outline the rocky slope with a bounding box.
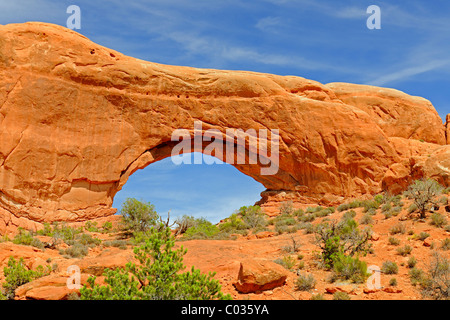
[0,22,449,234]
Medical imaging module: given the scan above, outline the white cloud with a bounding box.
[366,59,450,86]
[255,16,282,31]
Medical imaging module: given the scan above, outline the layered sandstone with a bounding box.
[0,22,448,232]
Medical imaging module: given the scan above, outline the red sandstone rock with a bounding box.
[14,273,91,300]
[326,83,446,145]
[74,248,135,276]
[423,238,433,247]
[383,287,402,294]
[233,259,288,293]
[255,231,276,239]
[370,232,380,241]
[0,22,448,230]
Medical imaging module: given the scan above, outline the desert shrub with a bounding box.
[404,179,444,218]
[2,257,50,299]
[389,278,398,286]
[298,213,315,223]
[301,222,315,234]
[310,293,325,300]
[420,252,450,300]
[359,213,373,225]
[336,200,363,212]
[184,218,219,239]
[60,243,89,258]
[12,228,44,249]
[279,201,294,216]
[77,233,101,247]
[362,199,381,213]
[409,267,425,286]
[275,224,289,235]
[174,215,197,235]
[381,261,398,274]
[430,212,447,228]
[389,223,406,235]
[373,194,384,204]
[84,221,99,233]
[440,238,450,251]
[36,223,53,236]
[218,213,247,233]
[286,225,299,233]
[388,237,400,246]
[313,207,335,218]
[333,291,350,300]
[295,273,316,291]
[101,221,113,233]
[281,235,301,254]
[276,216,297,226]
[417,232,430,241]
[381,203,392,214]
[341,210,356,221]
[314,218,371,269]
[396,244,413,256]
[392,205,403,214]
[120,198,159,234]
[337,203,350,212]
[438,196,448,205]
[407,256,417,268]
[274,255,297,270]
[131,230,153,245]
[332,254,369,283]
[80,226,231,300]
[103,240,128,250]
[306,206,324,214]
[407,203,418,214]
[238,205,267,230]
[293,208,305,217]
[51,222,82,243]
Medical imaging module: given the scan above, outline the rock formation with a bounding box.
[233,259,288,293]
[446,114,450,144]
[0,22,448,233]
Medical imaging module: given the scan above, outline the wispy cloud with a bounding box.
[255,16,283,32]
[366,59,450,86]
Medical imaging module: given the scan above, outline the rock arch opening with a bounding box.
[113,152,266,224]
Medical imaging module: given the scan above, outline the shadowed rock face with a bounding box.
[0,22,448,233]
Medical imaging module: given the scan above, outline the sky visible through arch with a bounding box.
[2,0,449,222]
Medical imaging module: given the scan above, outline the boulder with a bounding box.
[233,259,288,293]
[14,273,91,300]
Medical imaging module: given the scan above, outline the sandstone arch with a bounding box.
[0,22,449,233]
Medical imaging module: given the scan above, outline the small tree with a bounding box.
[404,179,443,219]
[120,198,159,234]
[314,218,371,269]
[238,205,267,230]
[80,225,231,300]
[174,215,197,235]
[2,257,50,300]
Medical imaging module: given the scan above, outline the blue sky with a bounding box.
[1,0,449,223]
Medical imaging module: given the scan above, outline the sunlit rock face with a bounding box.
[0,22,448,233]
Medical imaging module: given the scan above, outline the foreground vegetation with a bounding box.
[0,178,449,300]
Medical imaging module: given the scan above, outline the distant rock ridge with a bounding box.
[0,22,449,234]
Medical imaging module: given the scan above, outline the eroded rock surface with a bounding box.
[0,22,448,232]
